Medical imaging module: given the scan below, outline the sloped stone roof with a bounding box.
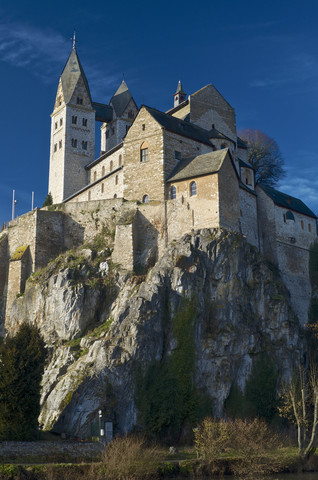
[144,105,214,146]
[60,49,92,105]
[168,149,229,182]
[110,80,134,117]
[261,185,317,219]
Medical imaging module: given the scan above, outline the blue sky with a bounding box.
[1,0,318,225]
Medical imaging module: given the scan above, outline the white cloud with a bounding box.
[279,164,318,215]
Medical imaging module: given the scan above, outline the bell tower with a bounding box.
[48,43,95,203]
[174,80,186,107]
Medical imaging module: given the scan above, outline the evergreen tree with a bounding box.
[0,324,46,440]
[42,192,53,207]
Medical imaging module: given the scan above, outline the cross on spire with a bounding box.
[71,30,78,50]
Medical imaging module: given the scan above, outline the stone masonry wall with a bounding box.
[163,130,212,184]
[123,108,165,202]
[239,188,259,248]
[218,157,240,231]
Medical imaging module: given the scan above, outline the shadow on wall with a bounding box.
[134,210,159,274]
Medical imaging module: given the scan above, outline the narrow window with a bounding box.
[77,97,83,105]
[114,193,117,198]
[55,122,58,130]
[82,118,87,127]
[59,140,62,149]
[102,166,105,176]
[301,220,304,230]
[101,183,104,193]
[110,160,113,171]
[82,141,87,150]
[93,171,97,182]
[175,151,181,161]
[71,138,77,147]
[58,96,62,106]
[88,191,91,200]
[111,127,114,135]
[106,130,109,139]
[143,194,149,203]
[115,175,118,185]
[119,154,122,166]
[72,116,77,125]
[54,143,57,152]
[245,170,252,186]
[140,141,149,163]
[128,110,134,119]
[142,124,146,131]
[170,185,176,199]
[60,118,63,126]
[309,223,312,232]
[190,181,197,196]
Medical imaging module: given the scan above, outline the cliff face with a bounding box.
[7,229,304,436]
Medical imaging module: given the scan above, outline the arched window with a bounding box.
[143,194,149,203]
[93,171,97,182]
[110,160,113,171]
[114,194,117,198]
[170,185,176,199]
[102,166,105,176]
[190,181,197,197]
[119,154,122,166]
[140,141,149,162]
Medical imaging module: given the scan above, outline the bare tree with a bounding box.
[239,129,285,187]
[278,364,318,461]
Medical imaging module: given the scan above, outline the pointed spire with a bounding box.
[175,80,185,95]
[110,80,133,117]
[71,30,78,50]
[60,48,92,105]
[174,80,186,107]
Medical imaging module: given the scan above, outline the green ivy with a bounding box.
[225,352,278,423]
[135,299,211,441]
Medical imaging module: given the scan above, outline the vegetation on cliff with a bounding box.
[0,323,46,440]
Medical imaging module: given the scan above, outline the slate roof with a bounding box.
[175,80,185,95]
[92,102,113,123]
[261,185,317,219]
[110,80,134,117]
[239,158,253,169]
[144,105,214,146]
[237,136,248,149]
[168,149,229,182]
[60,49,92,105]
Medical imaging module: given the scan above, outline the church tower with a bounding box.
[174,80,186,107]
[48,44,95,203]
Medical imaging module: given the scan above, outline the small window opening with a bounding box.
[82,118,87,127]
[110,160,113,171]
[59,140,62,149]
[301,220,304,230]
[142,124,146,131]
[54,143,57,152]
[71,138,77,148]
[54,122,58,130]
[143,194,149,203]
[60,118,63,126]
[309,223,312,232]
[101,183,104,193]
[119,154,122,166]
[115,175,118,185]
[175,151,181,160]
[102,166,105,176]
[77,97,83,105]
[82,141,87,150]
[170,185,176,199]
[72,116,77,125]
[93,171,97,182]
[190,181,197,197]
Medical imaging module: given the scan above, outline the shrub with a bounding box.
[194,417,230,460]
[94,435,161,479]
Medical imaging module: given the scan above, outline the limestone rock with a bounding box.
[9,229,305,436]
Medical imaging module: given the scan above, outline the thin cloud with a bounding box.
[279,164,318,214]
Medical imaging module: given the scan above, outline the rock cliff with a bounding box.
[7,229,304,437]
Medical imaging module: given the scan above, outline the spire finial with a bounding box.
[71,30,78,50]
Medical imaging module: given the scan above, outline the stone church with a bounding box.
[1,45,317,331]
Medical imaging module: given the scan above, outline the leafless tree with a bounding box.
[239,129,285,187]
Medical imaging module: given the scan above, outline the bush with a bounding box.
[94,435,162,479]
[193,417,282,477]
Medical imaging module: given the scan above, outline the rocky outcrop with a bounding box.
[8,229,304,437]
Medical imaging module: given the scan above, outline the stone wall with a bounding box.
[218,157,240,231]
[188,85,237,141]
[239,188,259,248]
[256,186,277,263]
[123,108,165,201]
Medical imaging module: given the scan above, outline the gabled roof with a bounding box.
[60,49,92,105]
[167,149,229,182]
[261,185,317,219]
[92,102,113,123]
[110,80,134,117]
[208,128,233,143]
[237,136,248,149]
[143,105,214,146]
